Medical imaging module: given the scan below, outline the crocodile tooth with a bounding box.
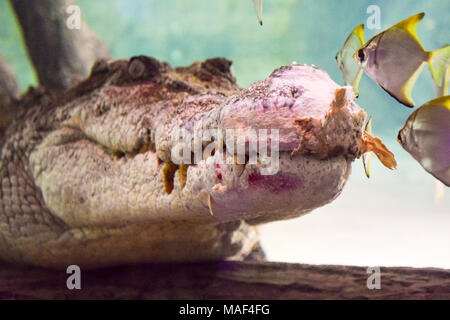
[233,155,245,177]
[207,194,214,216]
[202,144,216,160]
[196,189,214,216]
[233,164,245,177]
[178,164,189,189]
[162,162,178,194]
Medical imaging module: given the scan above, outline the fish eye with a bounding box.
[357,49,365,62]
[335,54,338,61]
[397,131,403,143]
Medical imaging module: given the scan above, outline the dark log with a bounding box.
[0,260,448,299]
[0,56,20,133]
[10,0,109,91]
[0,56,19,107]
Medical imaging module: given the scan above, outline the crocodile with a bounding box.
[0,56,395,269]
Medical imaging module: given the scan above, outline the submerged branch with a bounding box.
[0,56,20,132]
[0,260,448,299]
[10,0,109,91]
[0,56,19,106]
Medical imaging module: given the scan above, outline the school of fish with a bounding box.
[336,13,449,186]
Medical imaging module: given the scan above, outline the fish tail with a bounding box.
[427,45,450,97]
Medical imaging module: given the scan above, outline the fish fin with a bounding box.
[423,95,450,111]
[337,24,365,96]
[351,24,365,97]
[393,12,425,50]
[381,13,426,106]
[381,84,415,108]
[362,151,371,178]
[252,0,263,25]
[435,180,445,202]
[443,67,450,97]
[352,24,365,44]
[352,69,364,97]
[362,116,372,178]
[362,133,397,170]
[399,61,426,107]
[428,45,450,97]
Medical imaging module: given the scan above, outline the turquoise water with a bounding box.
[1,0,449,267]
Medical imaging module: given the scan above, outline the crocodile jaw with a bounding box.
[1,59,366,268]
[30,65,364,229]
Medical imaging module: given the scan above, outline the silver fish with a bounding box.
[429,45,450,97]
[336,24,365,96]
[354,13,449,107]
[398,96,450,186]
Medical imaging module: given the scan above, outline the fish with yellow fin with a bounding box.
[397,95,450,186]
[429,45,450,97]
[336,24,365,97]
[429,48,450,197]
[354,13,449,107]
[252,0,263,25]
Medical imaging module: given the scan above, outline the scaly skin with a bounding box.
[0,56,370,269]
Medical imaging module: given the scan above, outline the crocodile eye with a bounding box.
[128,59,146,79]
[357,49,365,62]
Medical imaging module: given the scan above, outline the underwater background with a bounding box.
[1,0,449,268]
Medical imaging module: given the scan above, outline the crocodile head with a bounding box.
[0,57,392,268]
